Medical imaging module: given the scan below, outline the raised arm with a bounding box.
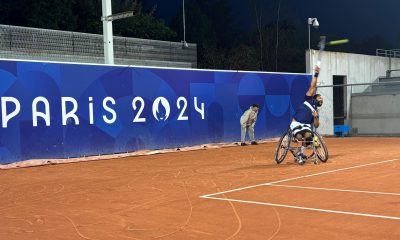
[306,66,320,96]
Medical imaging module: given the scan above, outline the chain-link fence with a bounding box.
[0,25,197,68]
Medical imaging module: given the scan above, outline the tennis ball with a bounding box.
[328,39,349,46]
[313,136,319,146]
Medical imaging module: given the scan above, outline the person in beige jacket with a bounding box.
[240,104,260,146]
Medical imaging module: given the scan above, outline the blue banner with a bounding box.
[0,59,311,163]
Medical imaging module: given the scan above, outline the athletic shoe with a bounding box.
[241,142,248,146]
[296,152,307,164]
[251,141,258,145]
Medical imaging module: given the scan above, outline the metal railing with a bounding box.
[318,80,400,95]
[318,80,400,136]
[385,69,400,78]
[317,80,400,89]
[376,49,400,58]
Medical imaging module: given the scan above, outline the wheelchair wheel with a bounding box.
[313,132,329,162]
[275,132,292,164]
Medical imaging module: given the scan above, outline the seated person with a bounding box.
[290,66,323,162]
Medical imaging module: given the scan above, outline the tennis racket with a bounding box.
[316,36,326,68]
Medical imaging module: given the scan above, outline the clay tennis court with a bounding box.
[1,137,399,240]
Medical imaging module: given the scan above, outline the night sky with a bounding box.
[144,0,399,46]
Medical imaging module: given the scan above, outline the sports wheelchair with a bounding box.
[274,127,328,165]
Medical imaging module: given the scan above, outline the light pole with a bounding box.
[102,0,114,64]
[308,17,319,72]
[182,0,188,48]
[101,0,136,64]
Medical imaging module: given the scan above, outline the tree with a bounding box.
[225,44,258,70]
[27,0,77,31]
[103,0,177,40]
[73,0,103,34]
[0,0,29,26]
[171,0,218,68]
[0,0,176,41]
[196,0,237,49]
[170,0,243,69]
[0,0,77,30]
[245,0,270,71]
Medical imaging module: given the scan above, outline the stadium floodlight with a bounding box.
[101,0,136,65]
[309,18,319,28]
[308,17,319,72]
[308,18,319,50]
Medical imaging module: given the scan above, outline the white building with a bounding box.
[307,50,400,135]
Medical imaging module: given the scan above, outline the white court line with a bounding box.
[269,184,400,196]
[204,196,400,221]
[200,158,399,198]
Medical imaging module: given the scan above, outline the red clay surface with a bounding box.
[0,137,399,240]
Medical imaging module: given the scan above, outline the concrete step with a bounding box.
[379,77,400,83]
[371,84,400,92]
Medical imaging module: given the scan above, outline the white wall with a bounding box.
[351,93,400,135]
[306,50,400,135]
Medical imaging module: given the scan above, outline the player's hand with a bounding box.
[312,111,319,118]
[314,66,320,74]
